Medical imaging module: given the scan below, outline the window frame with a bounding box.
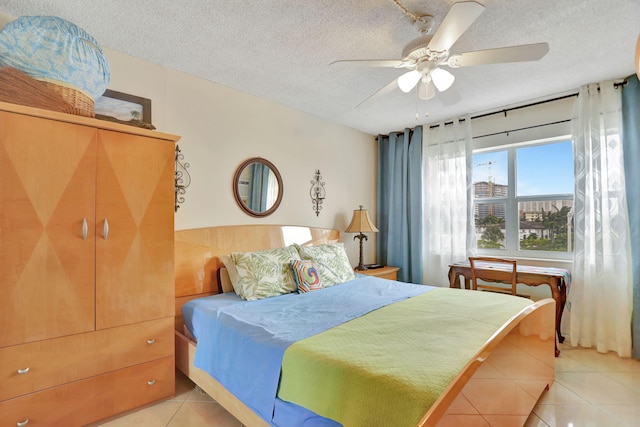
[473,136,574,261]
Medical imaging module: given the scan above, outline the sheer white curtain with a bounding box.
[422,116,476,286]
[570,81,632,357]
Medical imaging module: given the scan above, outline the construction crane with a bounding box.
[476,161,495,184]
[476,161,497,211]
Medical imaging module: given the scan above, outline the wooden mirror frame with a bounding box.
[233,157,283,218]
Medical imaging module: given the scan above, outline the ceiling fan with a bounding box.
[332,1,549,107]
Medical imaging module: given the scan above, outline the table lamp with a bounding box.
[345,205,379,271]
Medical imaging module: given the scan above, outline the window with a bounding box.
[472,139,574,259]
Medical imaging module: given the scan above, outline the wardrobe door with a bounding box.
[0,111,96,347]
[95,130,175,329]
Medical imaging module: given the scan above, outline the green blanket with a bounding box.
[278,287,532,427]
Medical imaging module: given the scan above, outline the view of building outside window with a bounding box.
[472,140,574,255]
[473,150,508,249]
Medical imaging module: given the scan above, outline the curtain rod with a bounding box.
[377,79,628,138]
[428,92,578,130]
[458,79,628,139]
[472,119,571,140]
[469,93,577,122]
[429,79,628,130]
[375,92,575,138]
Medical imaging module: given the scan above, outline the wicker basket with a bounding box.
[40,80,95,117]
[0,67,95,117]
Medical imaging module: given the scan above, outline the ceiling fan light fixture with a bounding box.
[337,1,550,110]
[418,78,435,100]
[397,70,422,93]
[430,67,455,92]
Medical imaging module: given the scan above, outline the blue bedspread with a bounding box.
[182,276,432,424]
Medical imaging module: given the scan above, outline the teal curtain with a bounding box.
[377,126,423,283]
[622,74,640,359]
[247,163,269,211]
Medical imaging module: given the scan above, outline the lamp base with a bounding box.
[353,233,368,272]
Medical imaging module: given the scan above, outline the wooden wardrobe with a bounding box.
[0,101,179,426]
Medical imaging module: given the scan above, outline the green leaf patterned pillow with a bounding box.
[230,245,301,301]
[294,243,355,286]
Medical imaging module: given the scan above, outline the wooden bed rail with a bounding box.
[418,298,556,426]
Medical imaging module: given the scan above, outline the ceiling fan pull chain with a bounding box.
[389,0,422,22]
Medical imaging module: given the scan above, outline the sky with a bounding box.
[473,140,574,196]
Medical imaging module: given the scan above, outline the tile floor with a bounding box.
[93,342,640,427]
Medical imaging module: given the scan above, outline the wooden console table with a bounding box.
[448,260,571,356]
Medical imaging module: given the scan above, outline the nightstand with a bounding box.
[356,266,400,281]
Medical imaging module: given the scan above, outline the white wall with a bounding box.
[109,39,573,281]
[103,48,378,265]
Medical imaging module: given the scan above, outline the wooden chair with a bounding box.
[469,257,519,296]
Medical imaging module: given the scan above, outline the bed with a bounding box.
[174,225,555,427]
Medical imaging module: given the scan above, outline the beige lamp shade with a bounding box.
[345,206,378,233]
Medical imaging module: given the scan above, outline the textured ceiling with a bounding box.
[1,0,639,135]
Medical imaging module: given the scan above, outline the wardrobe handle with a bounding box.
[17,420,29,427]
[147,338,156,345]
[103,219,109,240]
[82,218,88,240]
[17,367,30,375]
[147,379,156,386]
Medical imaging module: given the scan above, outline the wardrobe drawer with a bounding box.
[0,356,174,427]
[0,317,174,401]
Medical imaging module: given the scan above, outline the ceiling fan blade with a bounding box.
[330,59,405,68]
[448,42,549,68]
[427,1,485,53]
[355,78,398,109]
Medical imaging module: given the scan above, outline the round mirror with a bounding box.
[233,157,283,217]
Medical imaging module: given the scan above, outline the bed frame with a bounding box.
[174,225,555,427]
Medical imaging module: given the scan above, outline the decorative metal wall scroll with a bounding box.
[174,144,191,212]
[310,169,326,216]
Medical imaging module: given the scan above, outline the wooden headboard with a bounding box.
[174,224,340,330]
